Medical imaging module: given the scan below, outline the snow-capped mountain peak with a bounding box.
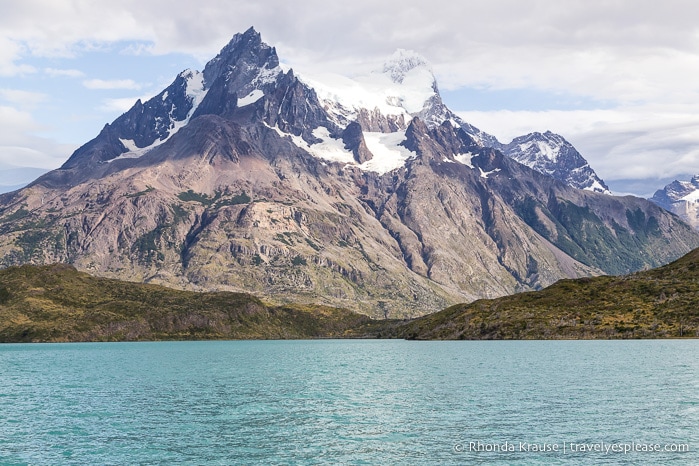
[651,175,699,207]
[652,176,699,205]
[502,131,611,194]
[296,50,439,131]
[57,28,610,197]
[201,27,280,88]
[111,69,207,162]
[16,27,698,317]
[650,175,699,230]
[382,49,433,84]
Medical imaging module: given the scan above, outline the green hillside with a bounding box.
[388,248,699,340]
[4,246,699,342]
[0,264,373,342]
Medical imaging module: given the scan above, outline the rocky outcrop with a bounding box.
[342,122,373,163]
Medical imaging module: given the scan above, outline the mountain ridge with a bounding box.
[1,28,697,317]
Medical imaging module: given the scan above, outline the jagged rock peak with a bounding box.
[382,49,433,84]
[202,26,281,88]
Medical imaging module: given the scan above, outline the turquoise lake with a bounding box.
[0,340,697,465]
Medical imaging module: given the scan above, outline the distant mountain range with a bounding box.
[0,167,49,194]
[0,27,697,317]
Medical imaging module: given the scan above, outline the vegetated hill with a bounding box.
[0,264,374,342]
[386,247,699,340]
[4,252,699,342]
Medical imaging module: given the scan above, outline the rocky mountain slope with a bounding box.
[650,175,699,230]
[386,245,699,339]
[0,27,697,317]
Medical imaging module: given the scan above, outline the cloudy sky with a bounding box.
[2,0,699,196]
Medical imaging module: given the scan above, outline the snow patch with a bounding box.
[518,140,559,163]
[183,70,207,111]
[585,179,612,194]
[681,189,699,202]
[479,167,501,179]
[306,127,355,164]
[536,141,558,162]
[252,65,283,87]
[112,137,167,162]
[238,89,264,106]
[361,131,416,174]
[115,138,157,160]
[119,138,138,152]
[270,124,415,175]
[267,125,354,164]
[454,152,476,168]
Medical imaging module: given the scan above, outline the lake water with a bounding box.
[0,340,697,465]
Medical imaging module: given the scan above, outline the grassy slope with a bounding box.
[0,264,374,342]
[4,246,699,342]
[388,248,699,340]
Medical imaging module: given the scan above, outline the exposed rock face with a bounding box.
[342,122,373,163]
[1,28,697,318]
[650,175,699,230]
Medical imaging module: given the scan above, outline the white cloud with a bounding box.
[83,78,141,90]
[0,89,47,109]
[0,36,36,76]
[3,1,699,106]
[0,105,40,138]
[99,96,144,113]
[0,105,74,169]
[119,42,156,56]
[44,67,84,78]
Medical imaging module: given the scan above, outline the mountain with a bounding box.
[385,245,699,339]
[302,50,608,192]
[499,131,611,194]
[0,263,373,342]
[0,27,697,318]
[650,175,699,230]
